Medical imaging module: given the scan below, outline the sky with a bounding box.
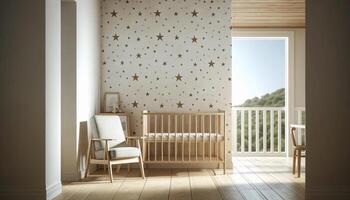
[232,38,286,106]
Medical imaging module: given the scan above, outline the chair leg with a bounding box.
[297,150,301,178]
[292,149,296,175]
[139,156,145,178]
[108,162,113,183]
[84,140,92,178]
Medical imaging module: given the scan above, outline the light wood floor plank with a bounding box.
[189,169,222,200]
[169,169,191,200]
[230,167,266,200]
[240,157,304,200]
[111,168,146,200]
[139,168,171,200]
[211,172,245,200]
[233,159,284,200]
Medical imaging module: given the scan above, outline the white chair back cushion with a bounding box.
[94,115,126,147]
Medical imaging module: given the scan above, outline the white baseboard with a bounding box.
[46,182,62,200]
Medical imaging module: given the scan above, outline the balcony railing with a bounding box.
[232,107,287,156]
[232,107,306,156]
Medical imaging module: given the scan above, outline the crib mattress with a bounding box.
[145,133,224,141]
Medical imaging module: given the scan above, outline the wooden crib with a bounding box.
[142,110,226,173]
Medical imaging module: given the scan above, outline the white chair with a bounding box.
[85,115,145,182]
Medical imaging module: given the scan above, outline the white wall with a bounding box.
[61,0,101,180]
[294,29,305,108]
[46,0,62,198]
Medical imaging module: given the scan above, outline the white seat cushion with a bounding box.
[95,147,140,160]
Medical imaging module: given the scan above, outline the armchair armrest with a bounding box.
[91,138,115,141]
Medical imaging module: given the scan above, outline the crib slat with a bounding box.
[202,115,205,160]
[154,115,157,161]
[142,111,148,162]
[189,115,191,161]
[195,115,198,161]
[168,115,171,161]
[215,115,218,161]
[147,115,150,161]
[182,115,184,161]
[175,115,177,161]
[209,115,212,160]
[222,113,226,174]
[161,115,164,161]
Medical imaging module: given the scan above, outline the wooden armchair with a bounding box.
[291,125,306,178]
[85,115,145,182]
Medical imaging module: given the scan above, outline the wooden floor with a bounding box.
[54,157,305,200]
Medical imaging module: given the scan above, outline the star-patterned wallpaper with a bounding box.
[101,0,232,159]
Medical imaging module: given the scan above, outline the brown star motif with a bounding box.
[209,104,213,108]
[111,10,117,17]
[138,12,142,16]
[175,35,179,40]
[132,101,138,108]
[113,34,119,40]
[160,104,164,108]
[209,60,215,67]
[191,10,198,17]
[175,73,183,81]
[136,53,141,58]
[154,10,161,16]
[132,73,139,81]
[156,33,164,40]
[192,36,198,43]
[177,101,183,108]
